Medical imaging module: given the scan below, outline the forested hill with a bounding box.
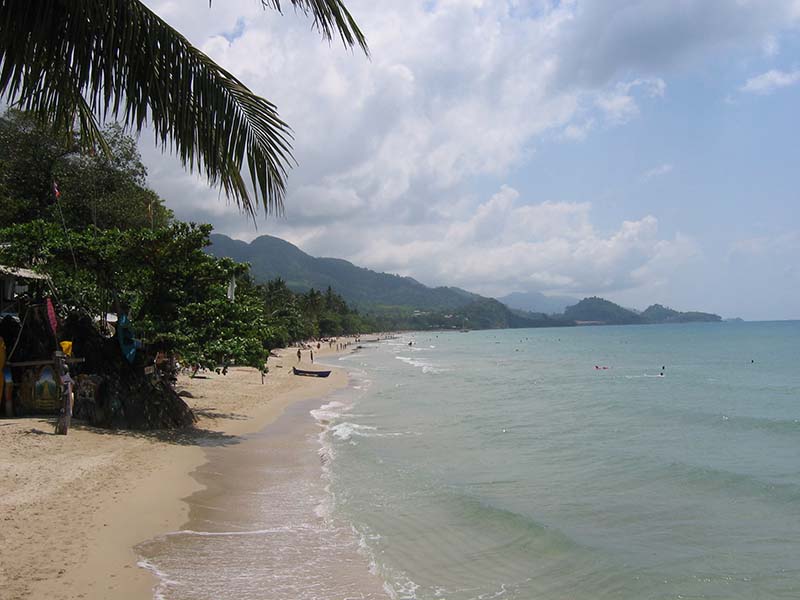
[207,234,481,310]
[206,236,721,330]
[564,297,722,325]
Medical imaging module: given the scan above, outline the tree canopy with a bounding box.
[0,109,172,229]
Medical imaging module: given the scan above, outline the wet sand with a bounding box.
[0,341,360,600]
[137,395,390,599]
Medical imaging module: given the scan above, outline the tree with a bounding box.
[0,109,172,229]
[0,221,272,372]
[0,0,367,216]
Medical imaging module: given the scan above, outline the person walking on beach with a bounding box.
[297,349,301,363]
[310,349,314,363]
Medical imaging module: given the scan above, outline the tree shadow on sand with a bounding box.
[36,419,244,447]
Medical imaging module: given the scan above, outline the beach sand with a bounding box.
[0,341,355,600]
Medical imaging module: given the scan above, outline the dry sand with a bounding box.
[0,341,355,600]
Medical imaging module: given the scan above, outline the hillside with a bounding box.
[641,304,722,324]
[564,297,642,325]
[207,235,721,331]
[207,234,481,310]
[564,298,721,325]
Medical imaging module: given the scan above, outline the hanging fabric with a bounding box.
[45,297,58,338]
[117,313,139,364]
[227,274,237,302]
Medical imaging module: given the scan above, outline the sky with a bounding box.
[140,0,800,320]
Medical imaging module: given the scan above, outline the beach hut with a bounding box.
[0,265,52,417]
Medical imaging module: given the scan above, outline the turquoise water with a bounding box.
[329,322,800,599]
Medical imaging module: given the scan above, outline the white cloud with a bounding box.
[740,69,800,94]
[594,77,665,124]
[268,185,697,298]
[642,163,674,180]
[136,0,799,300]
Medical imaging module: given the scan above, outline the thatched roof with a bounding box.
[0,265,49,281]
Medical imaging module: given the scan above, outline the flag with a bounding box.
[46,297,58,337]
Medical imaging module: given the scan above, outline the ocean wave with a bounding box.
[395,355,446,374]
[310,399,351,422]
[136,557,181,600]
[350,489,560,600]
[315,482,335,520]
[167,527,290,537]
[331,422,378,441]
[659,460,800,503]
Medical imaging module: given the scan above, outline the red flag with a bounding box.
[52,180,61,201]
[46,297,58,338]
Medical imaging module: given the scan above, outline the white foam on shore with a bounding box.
[168,527,287,537]
[310,399,349,422]
[395,355,446,374]
[137,557,183,600]
[331,422,378,441]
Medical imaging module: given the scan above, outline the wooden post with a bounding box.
[53,351,72,435]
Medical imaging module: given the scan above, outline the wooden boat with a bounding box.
[292,366,332,378]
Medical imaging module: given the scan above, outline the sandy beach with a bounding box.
[0,341,355,600]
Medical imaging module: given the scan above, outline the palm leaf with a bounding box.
[259,1,368,54]
[0,0,368,217]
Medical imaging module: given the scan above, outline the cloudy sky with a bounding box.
[141,0,800,320]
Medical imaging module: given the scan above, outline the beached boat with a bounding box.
[292,366,332,378]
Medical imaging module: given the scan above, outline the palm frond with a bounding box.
[0,0,368,217]
[259,1,369,55]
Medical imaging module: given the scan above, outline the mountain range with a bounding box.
[207,234,722,329]
[208,234,481,310]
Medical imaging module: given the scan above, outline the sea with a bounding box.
[138,321,800,600]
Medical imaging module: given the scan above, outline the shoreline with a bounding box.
[136,388,390,599]
[0,340,356,600]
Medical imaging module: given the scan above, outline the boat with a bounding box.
[292,366,332,378]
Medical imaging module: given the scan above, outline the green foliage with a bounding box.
[564,297,643,325]
[0,221,271,372]
[354,299,571,332]
[641,304,721,324]
[206,233,482,310]
[564,298,722,325]
[0,110,172,230]
[263,281,375,341]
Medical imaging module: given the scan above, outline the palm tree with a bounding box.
[0,0,367,217]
